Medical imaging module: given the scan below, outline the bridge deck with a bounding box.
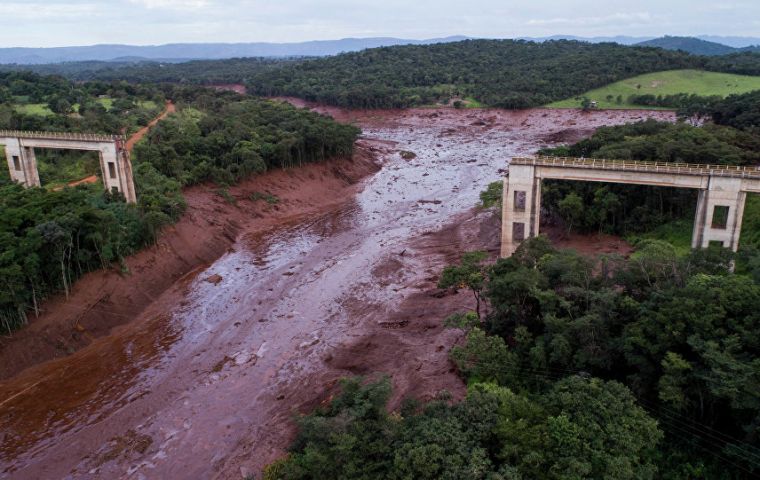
[512,156,760,180]
[0,130,124,143]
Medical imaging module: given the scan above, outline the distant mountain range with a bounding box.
[0,37,469,64]
[635,36,760,56]
[1,35,760,65]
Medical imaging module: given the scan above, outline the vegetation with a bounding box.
[268,238,760,478]
[248,40,707,109]
[133,92,358,187]
[635,36,751,56]
[547,70,760,109]
[708,90,760,132]
[266,374,661,480]
[0,76,359,333]
[245,39,760,109]
[0,57,301,85]
[478,181,502,208]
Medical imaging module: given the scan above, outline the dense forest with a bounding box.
[266,238,760,479]
[244,39,760,109]
[0,74,359,333]
[247,40,698,108]
[0,57,300,85]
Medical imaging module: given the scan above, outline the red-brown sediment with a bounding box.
[0,105,673,479]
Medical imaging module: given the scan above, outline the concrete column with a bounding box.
[695,176,745,252]
[99,143,137,203]
[3,138,27,185]
[3,138,40,187]
[501,163,538,257]
[118,147,137,204]
[21,145,41,187]
[691,189,708,249]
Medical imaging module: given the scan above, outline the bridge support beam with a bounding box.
[501,163,542,257]
[692,177,746,252]
[3,138,40,187]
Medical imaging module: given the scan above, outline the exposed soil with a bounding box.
[0,105,673,479]
[210,84,248,95]
[125,101,176,153]
[0,143,380,380]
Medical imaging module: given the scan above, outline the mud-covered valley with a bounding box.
[0,106,674,479]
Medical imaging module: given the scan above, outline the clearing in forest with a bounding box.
[547,69,760,109]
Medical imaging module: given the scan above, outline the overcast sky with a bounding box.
[2,0,759,47]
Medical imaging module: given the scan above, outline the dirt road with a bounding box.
[126,101,176,153]
[0,106,674,479]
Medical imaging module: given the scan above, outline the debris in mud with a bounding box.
[299,338,320,349]
[205,274,223,285]
[399,150,417,160]
[211,355,234,372]
[93,430,153,466]
[378,319,410,329]
[418,199,442,205]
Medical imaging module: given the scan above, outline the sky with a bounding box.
[2,0,759,47]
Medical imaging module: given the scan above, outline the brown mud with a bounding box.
[0,105,673,479]
[0,143,380,380]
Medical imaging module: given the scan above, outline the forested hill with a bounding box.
[635,36,745,56]
[245,39,760,109]
[0,57,301,84]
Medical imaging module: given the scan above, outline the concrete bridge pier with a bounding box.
[4,138,41,187]
[692,177,746,252]
[500,164,542,257]
[98,141,137,202]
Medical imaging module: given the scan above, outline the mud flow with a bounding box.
[0,106,674,479]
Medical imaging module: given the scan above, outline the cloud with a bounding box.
[0,2,99,19]
[127,0,209,9]
[527,12,657,27]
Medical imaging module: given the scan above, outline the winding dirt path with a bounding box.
[53,101,177,190]
[0,106,675,479]
[126,101,176,153]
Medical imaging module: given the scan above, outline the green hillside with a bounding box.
[636,36,737,56]
[547,69,760,109]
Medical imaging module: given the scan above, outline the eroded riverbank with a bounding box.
[0,106,674,479]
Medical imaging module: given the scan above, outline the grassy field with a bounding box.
[547,69,760,109]
[13,103,54,116]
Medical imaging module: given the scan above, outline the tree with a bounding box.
[542,376,662,479]
[557,193,583,233]
[439,251,489,318]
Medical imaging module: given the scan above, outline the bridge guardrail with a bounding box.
[0,130,125,142]
[512,156,760,179]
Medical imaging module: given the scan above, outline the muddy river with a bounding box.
[0,107,674,479]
